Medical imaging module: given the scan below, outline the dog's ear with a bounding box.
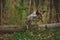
[43,10,45,13]
[36,10,40,15]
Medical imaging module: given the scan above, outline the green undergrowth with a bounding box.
[12,27,60,40]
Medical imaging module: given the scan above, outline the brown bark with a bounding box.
[48,0,52,23]
[0,0,1,25]
[53,0,60,22]
[0,23,60,33]
[35,0,39,9]
[0,0,6,25]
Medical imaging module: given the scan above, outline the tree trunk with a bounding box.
[48,0,52,23]
[0,0,1,25]
[21,0,24,6]
[53,0,59,22]
[1,0,6,25]
[35,0,39,9]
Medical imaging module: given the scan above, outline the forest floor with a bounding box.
[0,27,60,40]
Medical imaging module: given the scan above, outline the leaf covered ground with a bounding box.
[0,27,60,40]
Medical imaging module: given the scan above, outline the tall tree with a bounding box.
[35,0,39,10]
[0,0,6,25]
[48,0,53,23]
[53,0,60,22]
[0,0,1,25]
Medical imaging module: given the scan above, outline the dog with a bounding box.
[25,10,45,29]
[27,10,45,22]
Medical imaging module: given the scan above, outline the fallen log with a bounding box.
[38,23,60,28]
[0,23,60,33]
[0,25,27,33]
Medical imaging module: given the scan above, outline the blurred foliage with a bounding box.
[3,0,28,25]
[3,0,60,25]
[1,0,60,40]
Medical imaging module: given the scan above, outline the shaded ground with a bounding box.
[0,27,60,40]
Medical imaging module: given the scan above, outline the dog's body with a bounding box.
[26,10,45,29]
[27,11,37,21]
[27,10,44,22]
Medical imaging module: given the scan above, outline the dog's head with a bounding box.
[27,9,46,21]
[36,9,45,16]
